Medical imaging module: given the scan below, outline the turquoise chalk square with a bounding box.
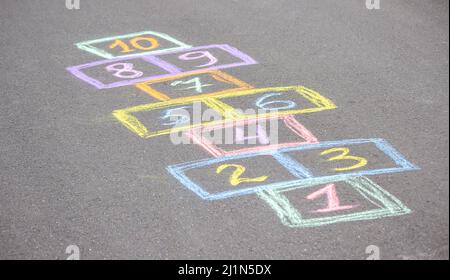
[257,176,411,228]
[76,31,192,59]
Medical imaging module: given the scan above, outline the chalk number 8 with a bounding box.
[106,63,143,79]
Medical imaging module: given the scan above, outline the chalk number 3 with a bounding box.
[320,147,368,171]
[216,164,269,187]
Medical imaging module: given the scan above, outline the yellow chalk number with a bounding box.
[320,147,368,171]
[216,164,269,187]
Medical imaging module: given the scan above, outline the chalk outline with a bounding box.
[112,86,336,138]
[185,115,319,157]
[112,98,228,138]
[135,70,254,101]
[166,138,419,200]
[67,44,258,89]
[256,176,411,228]
[203,86,337,119]
[76,31,192,59]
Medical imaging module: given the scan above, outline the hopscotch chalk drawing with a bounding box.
[67,30,419,228]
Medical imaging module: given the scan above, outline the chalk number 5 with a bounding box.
[216,164,268,187]
[320,147,368,171]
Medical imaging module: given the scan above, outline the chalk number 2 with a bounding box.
[216,164,269,187]
[320,147,368,171]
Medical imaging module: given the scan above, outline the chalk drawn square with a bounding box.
[257,176,411,228]
[72,56,176,88]
[76,31,192,59]
[135,70,253,101]
[205,86,337,119]
[280,138,420,179]
[167,139,419,200]
[284,142,404,177]
[152,44,258,73]
[169,153,302,200]
[112,99,229,139]
[185,115,319,157]
[66,55,179,89]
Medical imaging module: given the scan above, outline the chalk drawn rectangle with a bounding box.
[112,98,228,138]
[66,55,177,89]
[76,31,192,59]
[185,115,319,157]
[257,176,411,228]
[168,151,307,200]
[135,70,254,101]
[204,86,337,119]
[177,154,303,196]
[280,138,419,177]
[166,139,419,200]
[152,44,257,73]
[67,44,258,89]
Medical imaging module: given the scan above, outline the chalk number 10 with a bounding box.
[109,37,160,53]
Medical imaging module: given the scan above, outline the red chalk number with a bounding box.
[306,184,357,213]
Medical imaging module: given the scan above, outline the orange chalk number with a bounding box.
[109,37,159,53]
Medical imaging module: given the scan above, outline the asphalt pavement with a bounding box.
[0,0,448,259]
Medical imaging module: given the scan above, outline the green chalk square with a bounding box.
[75,31,192,59]
[257,176,411,228]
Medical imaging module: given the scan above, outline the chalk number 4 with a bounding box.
[216,164,269,187]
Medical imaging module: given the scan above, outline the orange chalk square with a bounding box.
[135,70,253,101]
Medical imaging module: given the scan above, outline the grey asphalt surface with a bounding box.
[0,0,448,260]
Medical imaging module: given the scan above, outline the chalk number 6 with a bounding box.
[320,147,368,171]
[216,164,269,186]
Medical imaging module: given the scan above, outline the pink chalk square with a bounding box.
[185,115,318,157]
